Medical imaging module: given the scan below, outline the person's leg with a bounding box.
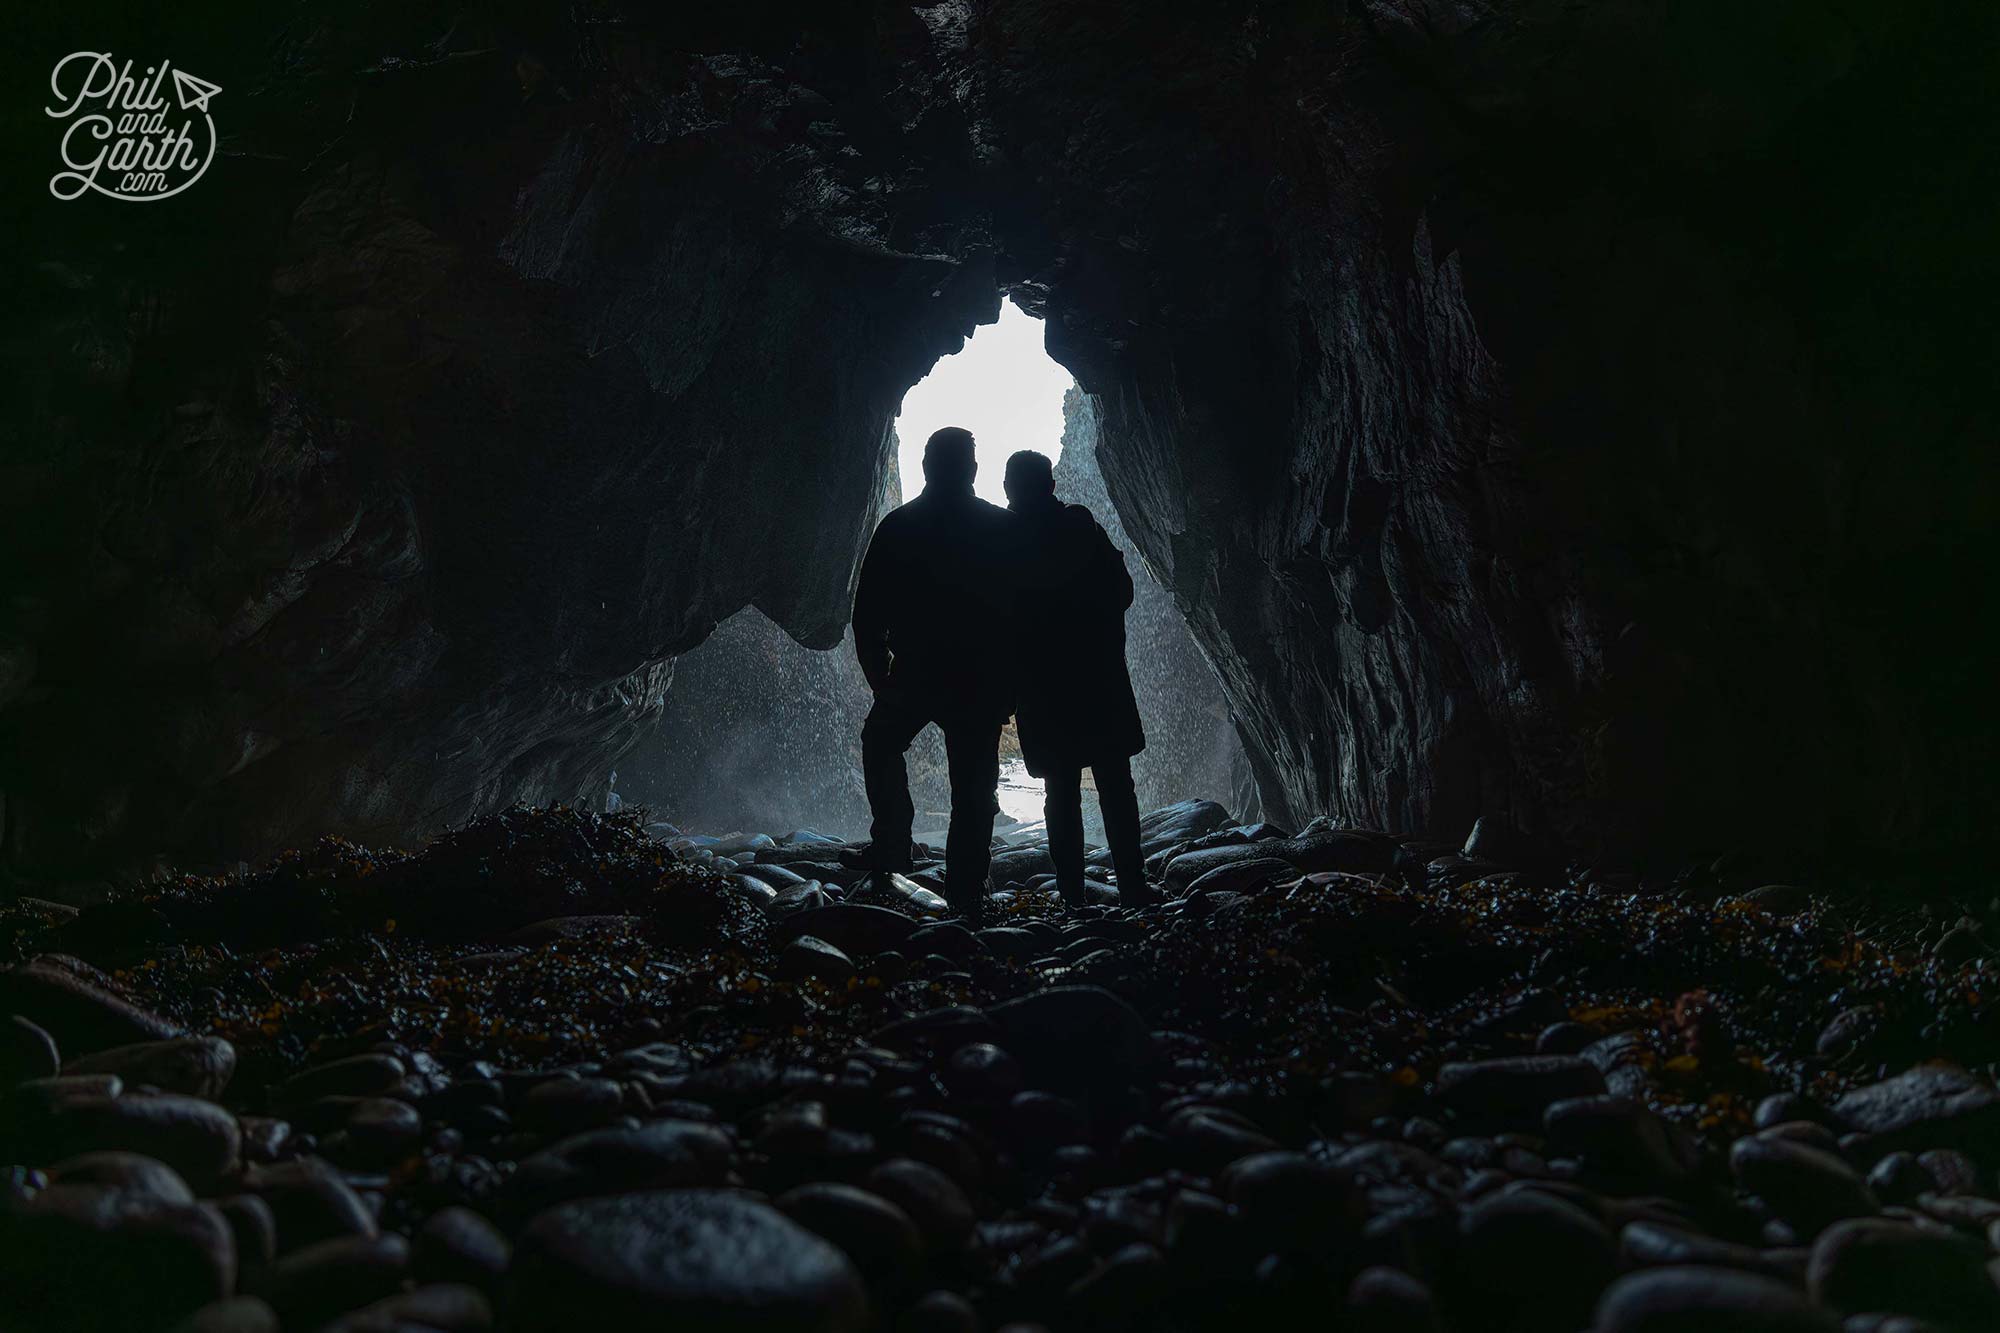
[940,715,1002,914]
[1043,763,1087,907]
[860,696,927,870]
[1092,754,1152,904]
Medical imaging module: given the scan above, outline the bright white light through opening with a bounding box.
[894,302,1073,505]
[892,301,1095,832]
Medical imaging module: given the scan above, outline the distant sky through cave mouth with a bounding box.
[894,302,1072,506]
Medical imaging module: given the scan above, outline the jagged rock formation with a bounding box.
[617,437,963,838]
[1053,389,1246,814]
[615,612,878,838]
[988,2,1999,866]
[3,2,1994,887]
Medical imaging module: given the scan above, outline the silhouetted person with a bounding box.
[851,427,1016,916]
[1002,450,1153,907]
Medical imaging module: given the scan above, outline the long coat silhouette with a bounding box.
[1005,460,1152,907]
[1009,495,1145,777]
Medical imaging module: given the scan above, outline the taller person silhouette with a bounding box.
[1002,450,1154,908]
[850,427,1017,918]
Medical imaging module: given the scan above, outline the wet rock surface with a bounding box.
[3,803,1998,1330]
[508,1190,867,1331]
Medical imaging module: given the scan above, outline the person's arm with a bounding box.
[852,524,893,692]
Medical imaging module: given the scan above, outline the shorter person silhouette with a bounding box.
[1002,450,1154,908]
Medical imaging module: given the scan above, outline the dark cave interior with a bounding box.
[6,0,1994,891]
[2,3,1999,1331]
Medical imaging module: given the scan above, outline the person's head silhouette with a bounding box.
[1003,449,1056,511]
[923,427,977,495]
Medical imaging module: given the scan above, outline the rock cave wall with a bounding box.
[0,2,1001,888]
[965,0,1999,868]
[2,1,1994,889]
[1053,388,1248,815]
[615,442,915,839]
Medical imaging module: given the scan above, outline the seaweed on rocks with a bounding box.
[73,804,761,955]
[4,810,1994,1139]
[5,807,2000,1331]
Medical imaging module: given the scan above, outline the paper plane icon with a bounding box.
[171,68,222,113]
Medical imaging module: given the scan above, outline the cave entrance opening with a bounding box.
[619,301,1247,843]
[893,301,1072,507]
[619,302,1077,840]
[893,300,1075,828]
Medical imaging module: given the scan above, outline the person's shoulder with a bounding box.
[1058,502,1106,534]
[875,498,923,531]
[864,503,921,560]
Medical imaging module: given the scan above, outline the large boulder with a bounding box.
[985,986,1154,1090]
[506,1190,867,1331]
[507,1121,736,1217]
[1137,801,1237,850]
[28,1093,242,1194]
[1830,1065,2000,1159]
[0,958,183,1055]
[1592,1266,1838,1333]
[768,896,916,960]
[67,1037,237,1100]
[1807,1218,2000,1324]
[0,1183,237,1330]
